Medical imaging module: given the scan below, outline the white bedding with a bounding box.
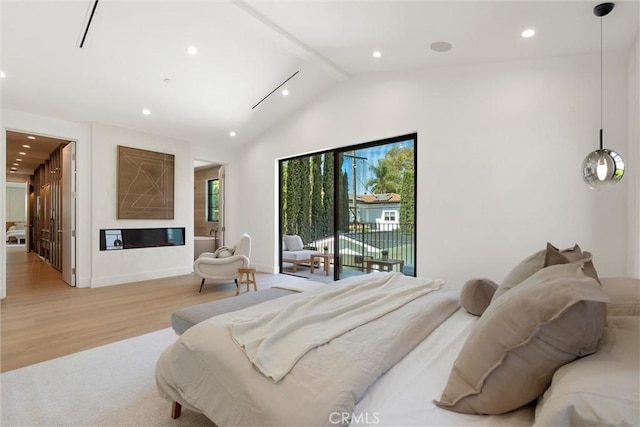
[156,273,459,426]
[270,279,326,292]
[353,308,535,426]
[6,229,26,242]
[231,273,441,382]
[156,273,640,427]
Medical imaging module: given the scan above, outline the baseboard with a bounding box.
[90,266,193,287]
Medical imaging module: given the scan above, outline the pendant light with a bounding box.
[582,2,625,190]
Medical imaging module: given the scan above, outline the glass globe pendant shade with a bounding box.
[582,148,625,190]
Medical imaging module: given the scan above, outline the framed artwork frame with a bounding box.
[117,145,175,219]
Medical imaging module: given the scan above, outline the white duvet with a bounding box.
[156,272,459,426]
[231,273,441,382]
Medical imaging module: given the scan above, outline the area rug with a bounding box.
[0,328,213,426]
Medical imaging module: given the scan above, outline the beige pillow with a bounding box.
[459,279,498,316]
[435,262,609,415]
[283,235,304,251]
[600,277,640,316]
[544,243,601,285]
[534,316,640,426]
[491,243,585,302]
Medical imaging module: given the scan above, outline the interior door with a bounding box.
[61,142,76,286]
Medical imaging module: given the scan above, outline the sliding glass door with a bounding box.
[280,133,416,280]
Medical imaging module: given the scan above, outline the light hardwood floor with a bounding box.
[0,246,285,373]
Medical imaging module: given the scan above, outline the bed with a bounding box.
[6,224,26,243]
[156,243,640,426]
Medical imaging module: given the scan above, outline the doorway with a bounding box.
[5,130,77,287]
[193,160,225,259]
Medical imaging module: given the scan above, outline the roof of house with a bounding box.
[357,193,401,204]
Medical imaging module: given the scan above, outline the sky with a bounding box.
[341,138,414,196]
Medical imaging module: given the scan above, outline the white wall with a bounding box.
[234,52,635,286]
[5,182,26,221]
[90,123,195,286]
[627,35,640,277]
[0,112,240,292]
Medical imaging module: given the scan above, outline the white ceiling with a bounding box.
[2,0,639,152]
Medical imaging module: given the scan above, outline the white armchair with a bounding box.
[194,233,251,293]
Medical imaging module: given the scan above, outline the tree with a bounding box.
[399,169,415,231]
[298,157,311,243]
[310,155,322,240]
[284,159,301,234]
[321,152,334,237]
[338,170,350,231]
[386,146,414,172]
[366,158,400,194]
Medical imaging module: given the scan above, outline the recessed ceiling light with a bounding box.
[521,29,535,38]
[10,167,17,171]
[27,136,36,140]
[430,41,453,53]
[16,158,23,162]
[19,151,26,155]
[0,71,5,78]
[13,163,18,166]
[187,46,198,55]
[9,171,16,174]
[373,51,382,58]
[142,108,151,115]
[282,89,289,96]
[229,131,236,137]
[22,144,31,148]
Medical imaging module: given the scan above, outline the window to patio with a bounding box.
[279,133,417,281]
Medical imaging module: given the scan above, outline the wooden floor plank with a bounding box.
[0,247,285,372]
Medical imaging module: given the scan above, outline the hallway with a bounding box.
[4,246,68,297]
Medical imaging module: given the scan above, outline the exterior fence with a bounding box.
[307,222,415,273]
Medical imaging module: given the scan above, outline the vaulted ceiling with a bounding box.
[2,0,639,153]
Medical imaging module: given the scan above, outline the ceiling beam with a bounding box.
[230,0,351,82]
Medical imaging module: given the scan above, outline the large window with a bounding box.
[279,133,417,280]
[206,179,219,221]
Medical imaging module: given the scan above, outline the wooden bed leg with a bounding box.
[171,401,182,419]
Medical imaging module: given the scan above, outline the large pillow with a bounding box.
[534,316,639,426]
[544,243,600,285]
[459,278,498,316]
[283,235,304,251]
[491,243,587,302]
[600,277,640,316]
[435,261,609,415]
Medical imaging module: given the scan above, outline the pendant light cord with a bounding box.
[599,16,604,150]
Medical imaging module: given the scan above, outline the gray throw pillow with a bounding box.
[459,278,498,316]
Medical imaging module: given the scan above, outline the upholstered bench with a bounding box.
[171,287,295,335]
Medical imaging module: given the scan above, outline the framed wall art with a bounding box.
[117,145,175,219]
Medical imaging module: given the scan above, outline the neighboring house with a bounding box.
[356,194,401,231]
